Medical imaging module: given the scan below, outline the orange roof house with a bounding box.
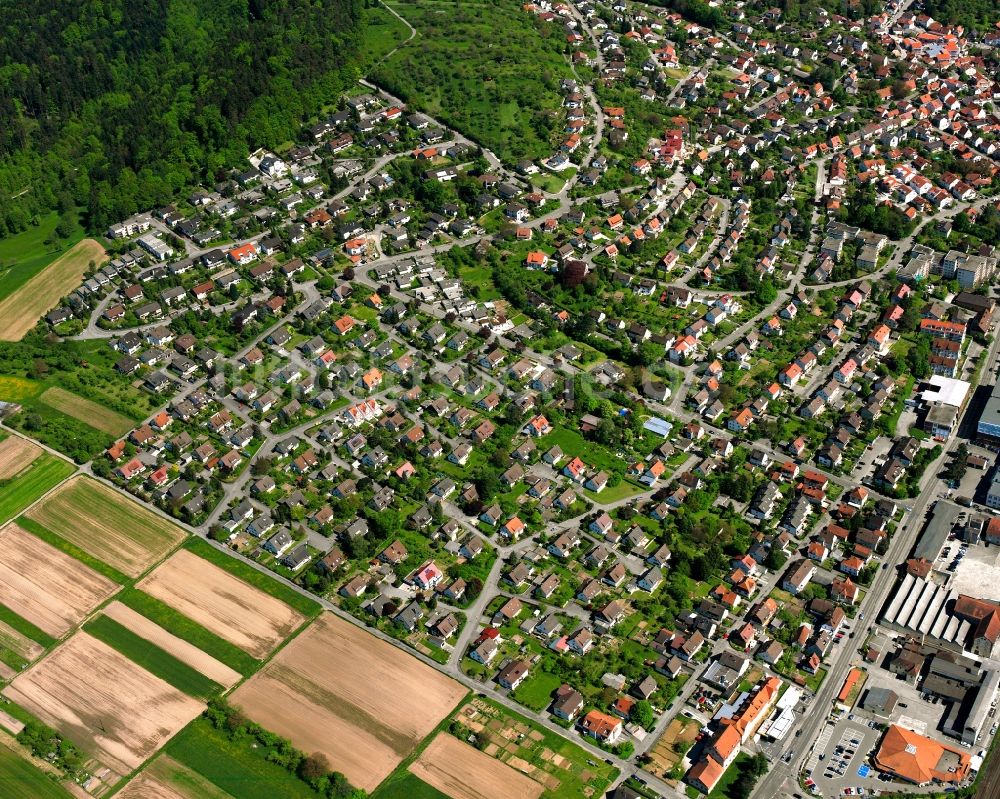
[874,725,970,785]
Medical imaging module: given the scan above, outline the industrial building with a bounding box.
[977,382,1000,444]
[881,573,973,653]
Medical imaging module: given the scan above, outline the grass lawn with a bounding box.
[184,538,321,618]
[535,426,623,477]
[0,743,75,799]
[165,717,319,799]
[530,172,568,194]
[0,454,74,524]
[0,212,84,304]
[360,3,411,67]
[512,671,561,712]
[706,754,748,799]
[586,480,644,503]
[83,614,222,700]
[370,770,451,799]
[118,588,259,676]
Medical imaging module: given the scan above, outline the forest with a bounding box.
[0,0,366,235]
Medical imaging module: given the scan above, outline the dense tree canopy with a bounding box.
[0,0,364,233]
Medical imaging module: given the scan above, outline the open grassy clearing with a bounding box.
[0,238,104,341]
[37,387,134,437]
[165,718,318,799]
[360,2,412,67]
[83,615,223,701]
[408,733,543,799]
[26,477,185,578]
[512,672,562,712]
[117,589,259,676]
[3,632,204,778]
[118,754,237,799]
[229,612,468,792]
[0,455,74,525]
[0,212,84,305]
[0,738,75,799]
[0,522,118,638]
[137,549,306,659]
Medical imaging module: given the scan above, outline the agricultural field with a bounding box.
[2,632,204,777]
[37,387,134,437]
[0,340,154,463]
[449,698,618,799]
[229,612,467,791]
[373,0,574,164]
[0,741,75,799]
[117,755,237,799]
[102,601,241,688]
[0,238,104,341]
[137,549,305,659]
[164,718,319,799]
[83,615,223,701]
[0,523,118,637]
[0,454,75,525]
[409,733,543,799]
[26,477,185,577]
[0,211,84,305]
[0,436,41,479]
[0,618,45,675]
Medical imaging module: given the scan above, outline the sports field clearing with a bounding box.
[137,550,304,659]
[0,454,75,525]
[0,740,75,799]
[0,523,118,637]
[3,632,203,778]
[409,734,543,799]
[0,436,42,479]
[102,601,241,688]
[229,612,467,791]
[38,387,134,437]
[26,476,185,577]
[118,755,236,799]
[0,238,104,341]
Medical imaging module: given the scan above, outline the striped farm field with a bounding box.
[0,238,105,341]
[26,476,185,578]
[0,453,75,525]
[38,386,134,437]
[0,436,42,479]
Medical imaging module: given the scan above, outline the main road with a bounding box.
[752,316,1000,799]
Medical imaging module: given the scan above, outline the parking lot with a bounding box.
[951,544,1000,600]
[806,715,883,796]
